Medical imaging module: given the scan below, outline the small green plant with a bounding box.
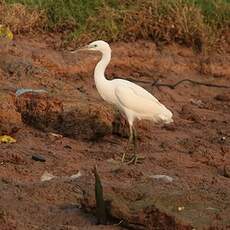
[93,166,107,224]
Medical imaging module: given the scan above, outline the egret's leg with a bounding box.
[127,127,145,165]
[129,125,134,145]
[126,126,138,164]
[132,126,137,154]
[121,124,133,162]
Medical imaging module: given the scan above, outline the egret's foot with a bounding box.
[121,142,133,163]
[121,153,145,164]
[127,154,145,165]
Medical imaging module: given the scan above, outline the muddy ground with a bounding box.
[0,35,230,230]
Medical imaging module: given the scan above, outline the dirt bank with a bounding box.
[0,36,230,229]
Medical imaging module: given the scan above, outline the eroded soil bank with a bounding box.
[0,36,230,229]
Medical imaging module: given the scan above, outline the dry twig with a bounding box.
[127,78,230,90]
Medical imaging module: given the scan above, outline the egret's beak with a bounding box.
[71,45,90,53]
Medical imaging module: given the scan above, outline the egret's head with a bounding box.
[72,40,111,54]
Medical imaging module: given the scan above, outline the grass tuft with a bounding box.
[1,0,230,51]
[0,1,46,33]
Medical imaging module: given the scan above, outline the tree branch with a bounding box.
[152,79,230,89]
[127,77,230,89]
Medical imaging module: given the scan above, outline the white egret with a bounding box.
[73,40,173,164]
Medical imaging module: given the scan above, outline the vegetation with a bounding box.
[1,0,230,51]
[0,1,46,33]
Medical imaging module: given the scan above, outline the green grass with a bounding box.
[3,0,230,51]
[189,0,230,27]
[4,0,104,26]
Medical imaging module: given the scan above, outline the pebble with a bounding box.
[178,206,185,211]
[32,154,46,162]
[41,171,56,181]
[70,171,82,179]
[149,174,173,182]
[16,88,47,97]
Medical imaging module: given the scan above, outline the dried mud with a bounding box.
[0,36,230,230]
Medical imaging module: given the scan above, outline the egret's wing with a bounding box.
[128,82,160,103]
[113,79,160,103]
[115,85,164,115]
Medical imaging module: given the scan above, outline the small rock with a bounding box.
[178,206,185,211]
[41,171,56,181]
[149,174,173,183]
[70,171,82,179]
[220,136,226,143]
[16,88,48,97]
[32,154,46,162]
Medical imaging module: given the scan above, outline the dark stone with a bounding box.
[32,154,46,162]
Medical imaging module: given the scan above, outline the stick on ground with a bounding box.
[126,77,230,89]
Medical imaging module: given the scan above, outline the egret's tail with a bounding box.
[164,117,174,124]
[158,107,173,124]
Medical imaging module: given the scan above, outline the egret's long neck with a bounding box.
[93,48,114,102]
[94,49,111,85]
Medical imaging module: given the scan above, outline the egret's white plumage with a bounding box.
[75,40,173,163]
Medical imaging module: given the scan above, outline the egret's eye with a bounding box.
[94,44,97,47]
